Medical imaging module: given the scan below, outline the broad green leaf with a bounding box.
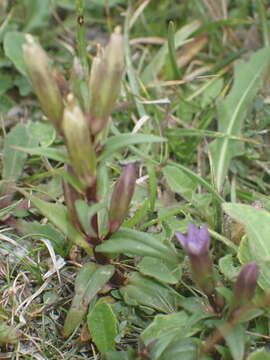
[11,146,70,164]
[220,323,245,360]
[209,47,270,192]
[138,257,182,284]
[163,165,197,201]
[106,349,136,360]
[141,311,189,346]
[167,162,224,204]
[64,263,115,337]
[0,321,18,344]
[3,32,27,75]
[21,191,91,255]
[218,254,240,281]
[247,348,270,360]
[141,21,200,84]
[2,123,37,185]
[99,134,166,161]
[87,302,118,354]
[27,121,56,147]
[120,272,180,313]
[157,338,198,360]
[96,228,179,265]
[223,203,270,291]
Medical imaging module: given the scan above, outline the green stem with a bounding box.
[76,0,89,76]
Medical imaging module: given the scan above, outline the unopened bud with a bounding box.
[108,163,136,233]
[88,27,124,135]
[23,35,64,132]
[62,94,96,188]
[230,262,259,313]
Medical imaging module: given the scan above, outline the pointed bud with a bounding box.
[88,27,124,135]
[62,94,96,188]
[176,223,215,296]
[230,262,259,312]
[23,35,64,132]
[108,163,136,233]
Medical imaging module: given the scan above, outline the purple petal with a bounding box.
[197,224,210,251]
[175,231,188,251]
[176,223,210,256]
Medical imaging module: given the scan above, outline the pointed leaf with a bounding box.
[163,165,197,201]
[96,228,178,265]
[138,257,182,284]
[99,133,166,161]
[210,47,270,192]
[2,123,37,185]
[220,323,245,360]
[120,272,180,313]
[64,263,115,337]
[141,21,200,84]
[223,203,270,291]
[11,146,70,164]
[87,302,118,354]
[21,191,91,255]
[75,200,106,237]
[4,32,27,75]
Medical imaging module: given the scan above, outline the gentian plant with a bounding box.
[2,5,270,359]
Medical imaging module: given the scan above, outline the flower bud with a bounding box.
[108,163,136,233]
[23,35,64,132]
[88,27,124,135]
[230,262,259,312]
[62,94,96,188]
[176,223,215,296]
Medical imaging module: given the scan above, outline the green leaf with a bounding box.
[141,311,189,346]
[96,228,179,265]
[167,161,224,204]
[87,302,118,355]
[138,257,182,284]
[220,323,245,360]
[3,32,27,75]
[0,321,18,344]
[2,123,37,185]
[64,263,115,337]
[27,121,56,147]
[23,0,51,32]
[146,162,157,212]
[167,21,181,80]
[218,254,240,281]
[11,146,70,164]
[21,191,91,255]
[141,21,200,84]
[209,47,270,192]
[247,348,270,360]
[99,133,166,161]
[223,203,270,291]
[163,165,197,201]
[75,200,106,237]
[120,272,180,313]
[21,221,67,257]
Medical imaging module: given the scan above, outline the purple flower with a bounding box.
[175,223,215,297]
[176,223,210,256]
